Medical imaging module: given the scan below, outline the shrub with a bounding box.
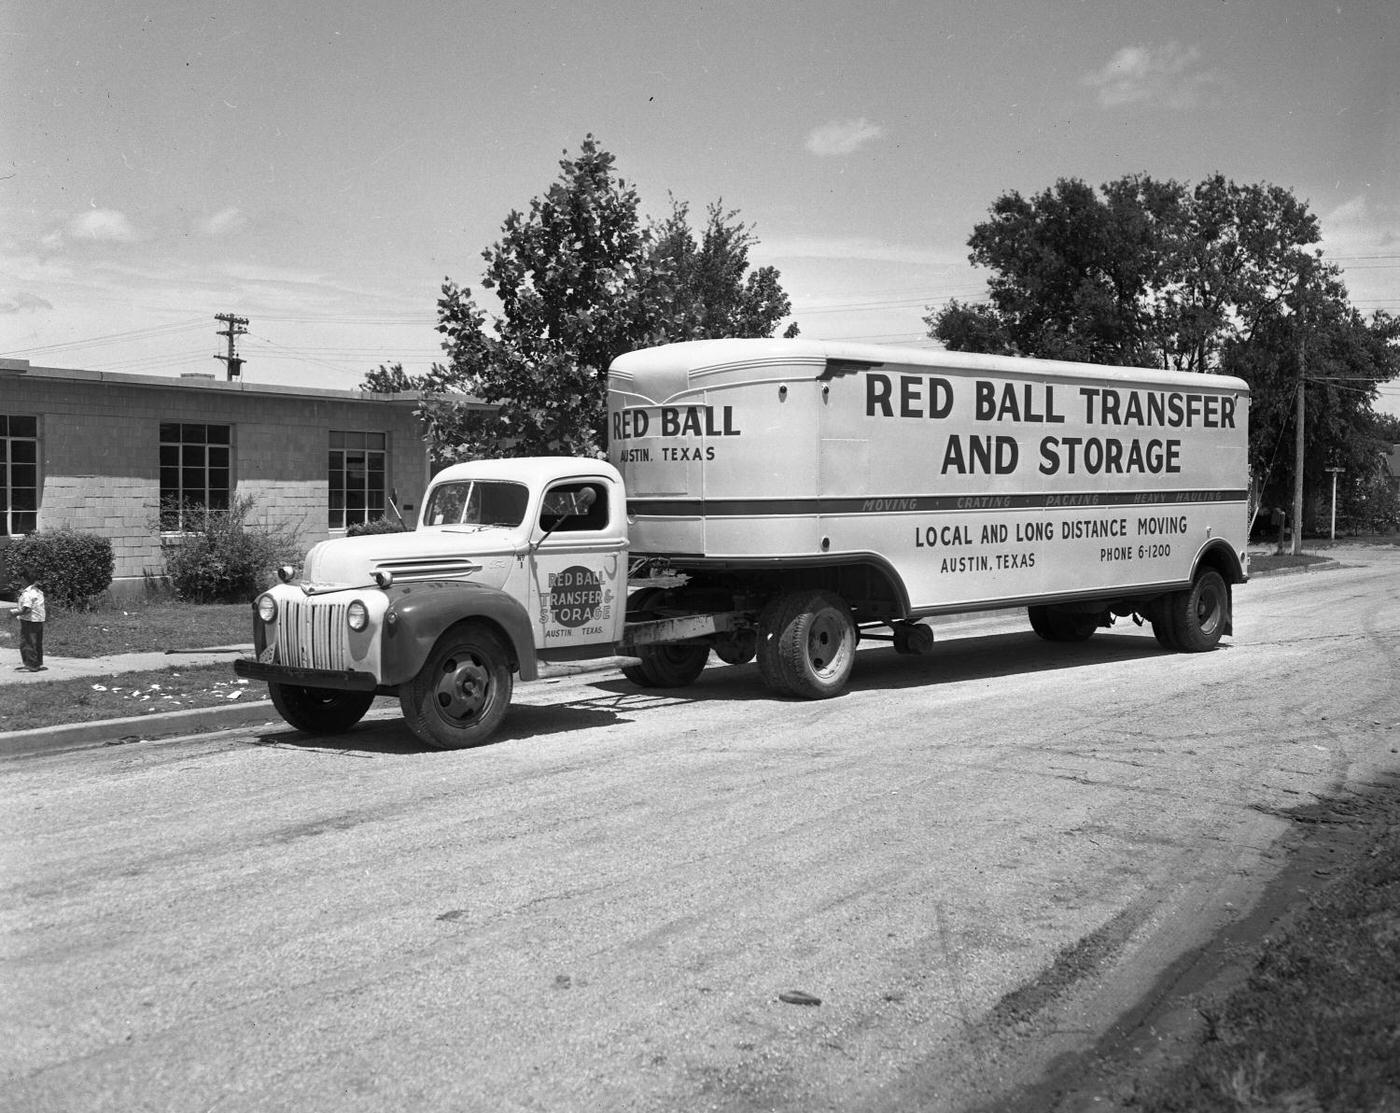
[163,496,302,603]
[346,516,410,537]
[3,530,114,609]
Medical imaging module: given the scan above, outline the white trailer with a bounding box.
[237,339,1249,747]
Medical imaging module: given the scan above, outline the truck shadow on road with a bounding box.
[591,628,1199,705]
[247,698,632,755]
[248,629,1201,755]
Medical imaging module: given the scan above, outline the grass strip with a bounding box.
[1132,791,1400,1111]
[0,665,265,734]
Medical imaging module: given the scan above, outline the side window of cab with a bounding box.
[539,481,609,534]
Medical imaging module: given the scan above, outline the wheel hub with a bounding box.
[434,654,489,721]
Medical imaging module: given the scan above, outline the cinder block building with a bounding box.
[1,358,478,598]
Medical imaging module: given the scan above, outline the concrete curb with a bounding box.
[0,656,640,759]
[0,700,285,758]
[1249,558,1343,578]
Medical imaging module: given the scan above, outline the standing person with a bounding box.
[10,578,46,672]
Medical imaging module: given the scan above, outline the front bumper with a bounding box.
[234,658,379,692]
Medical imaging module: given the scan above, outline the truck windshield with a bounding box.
[423,480,528,528]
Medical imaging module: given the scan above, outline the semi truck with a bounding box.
[235,339,1250,748]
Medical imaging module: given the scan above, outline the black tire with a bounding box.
[1148,599,1179,650]
[1028,605,1056,641]
[1028,605,1096,642]
[621,587,711,687]
[622,643,710,688]
[763,589,857,699]
[268,683,375,735]
[1168,569,1229,652]
[399,623,513,749]
[755,597,788,693]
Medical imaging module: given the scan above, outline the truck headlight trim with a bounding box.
[347,599,369,632]
[256,594,278,623]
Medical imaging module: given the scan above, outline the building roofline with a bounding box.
[0,359,485,407]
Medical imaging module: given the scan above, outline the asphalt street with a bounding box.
[2,549,1397,1113]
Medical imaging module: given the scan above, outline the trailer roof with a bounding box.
[609,338,1249,396]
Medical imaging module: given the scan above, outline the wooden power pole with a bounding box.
[215,313,248,380]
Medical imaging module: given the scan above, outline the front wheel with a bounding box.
[399,623,513,749]
[269,684,375,734]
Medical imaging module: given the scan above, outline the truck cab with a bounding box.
[236,458,628,748]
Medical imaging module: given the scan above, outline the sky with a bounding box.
[3,0,1398,413]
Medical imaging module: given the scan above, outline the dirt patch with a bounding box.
[987,771,1400,1112]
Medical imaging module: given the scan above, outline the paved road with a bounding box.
[3,550,1398,1113]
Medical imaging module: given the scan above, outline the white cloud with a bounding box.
[201,207,249,237]
[67,209,137,243]
[1318,194,1400,312]
[0,291,54,315]
[1082,42,1219,109]
[805,118,885,157]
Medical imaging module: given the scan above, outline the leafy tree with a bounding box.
[418,137,793,460]
[927,174,1400,529]
[359,362,424,393]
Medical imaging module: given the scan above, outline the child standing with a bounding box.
[10,579,46,672]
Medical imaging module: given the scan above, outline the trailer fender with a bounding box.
[1192,539,1245,637]
[379,580,539,686]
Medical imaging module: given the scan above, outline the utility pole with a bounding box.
[214,313,248,380]
[1291,271,1308,556]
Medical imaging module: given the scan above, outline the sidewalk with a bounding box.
[0,645,253,686]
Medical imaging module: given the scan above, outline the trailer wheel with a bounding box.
[622,644,710,688]
[762,590,857,699]
[399,622,513,749]
[1167,569,1228,652]
[269,683,375,735]
[1147,599,1179,650]
[1027,606,1096,642]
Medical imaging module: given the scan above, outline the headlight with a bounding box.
[276,564,297,583]
[256,594,278,623]
[347,599,369,632]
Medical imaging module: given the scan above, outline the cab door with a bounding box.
[526,477,628,650]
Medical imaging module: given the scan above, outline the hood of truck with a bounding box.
[299,528,522,590]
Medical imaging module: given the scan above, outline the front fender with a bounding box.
[379,580,539,686]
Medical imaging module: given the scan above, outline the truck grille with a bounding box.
[276,598,350,671]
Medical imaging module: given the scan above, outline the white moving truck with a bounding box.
[236,339,1249,748]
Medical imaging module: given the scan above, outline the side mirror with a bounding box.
[532,484,601,552]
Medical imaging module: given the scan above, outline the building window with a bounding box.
[1,414,39,536]
[160,423,231,530]
[329,431,386,529]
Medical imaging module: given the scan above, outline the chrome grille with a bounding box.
[276,598,349,671]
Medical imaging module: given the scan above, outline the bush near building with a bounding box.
[1,530,114,609]
[162,496,301,603]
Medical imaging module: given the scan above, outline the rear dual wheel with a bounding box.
[756,590,857,699]
[622,643,710,688]
[1154,569,1228,652]
[620,587,711,688]
[1027,605,1097,642]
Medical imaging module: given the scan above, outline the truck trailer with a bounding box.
[235,339,1250,748]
